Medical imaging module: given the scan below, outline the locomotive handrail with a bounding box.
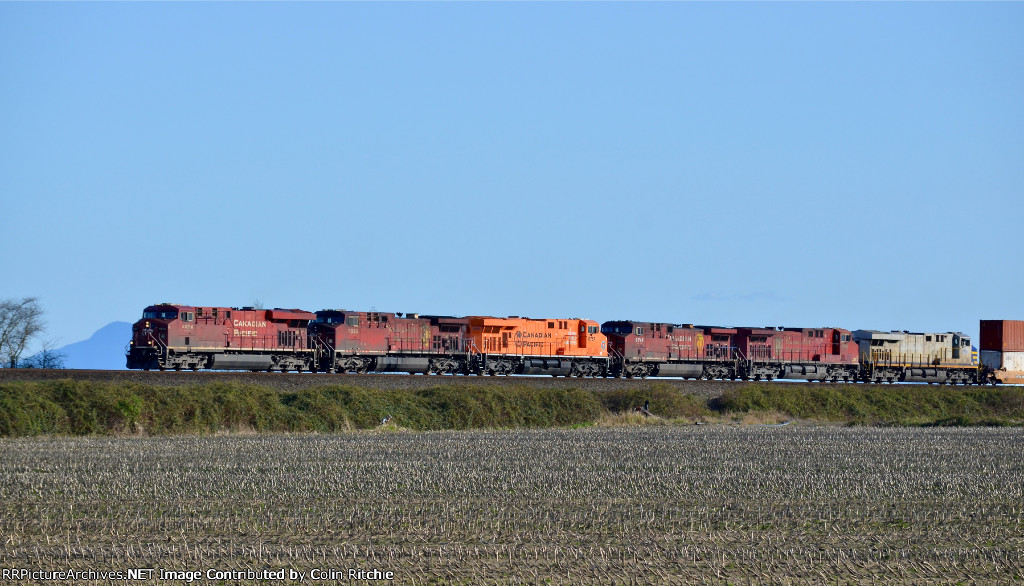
[147,331,167,354]
[312,335,334,355]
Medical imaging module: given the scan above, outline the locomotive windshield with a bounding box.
[143,310,178,320]
[315,312,346,325]
[601,324,633,335]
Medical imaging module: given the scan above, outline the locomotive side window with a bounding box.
[347,316,359,327]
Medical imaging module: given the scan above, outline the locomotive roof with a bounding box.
[853,329,968,338]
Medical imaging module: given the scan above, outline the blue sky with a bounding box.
[1,2,1022,354]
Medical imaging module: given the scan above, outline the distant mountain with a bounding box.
[45,321,133,370]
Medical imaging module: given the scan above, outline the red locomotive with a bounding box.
[310,310,471,374]
[126,304,316,371]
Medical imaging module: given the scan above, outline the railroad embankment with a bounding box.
[1,378,1022,436]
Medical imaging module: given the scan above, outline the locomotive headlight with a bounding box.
[145,321,150,328]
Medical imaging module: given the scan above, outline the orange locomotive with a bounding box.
[465,316,608,376]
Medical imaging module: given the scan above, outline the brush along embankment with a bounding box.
[0,379,1022,436]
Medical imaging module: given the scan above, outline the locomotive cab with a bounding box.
[126,304,180,370]
[311,310,347,350]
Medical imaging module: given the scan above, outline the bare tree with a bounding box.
[18,338,66,369]
[0,297,46,368]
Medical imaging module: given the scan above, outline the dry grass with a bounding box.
[732,409,793,425]
[596,411,669,426]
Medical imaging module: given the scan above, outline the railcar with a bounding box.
[980,320,1024,384]
[126,304,315,371]
[853,330,978,384]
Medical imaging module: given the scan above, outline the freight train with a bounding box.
[125,303,1022,384]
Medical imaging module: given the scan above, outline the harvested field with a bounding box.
[1,427,1022,584]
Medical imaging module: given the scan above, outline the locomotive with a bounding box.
[126,304,316,372]
[126,303,1009,384]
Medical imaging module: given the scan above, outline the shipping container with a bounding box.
[981,350,1024,384]
[979,320,1024,352]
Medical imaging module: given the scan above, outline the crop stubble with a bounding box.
[0,427,1022,585]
